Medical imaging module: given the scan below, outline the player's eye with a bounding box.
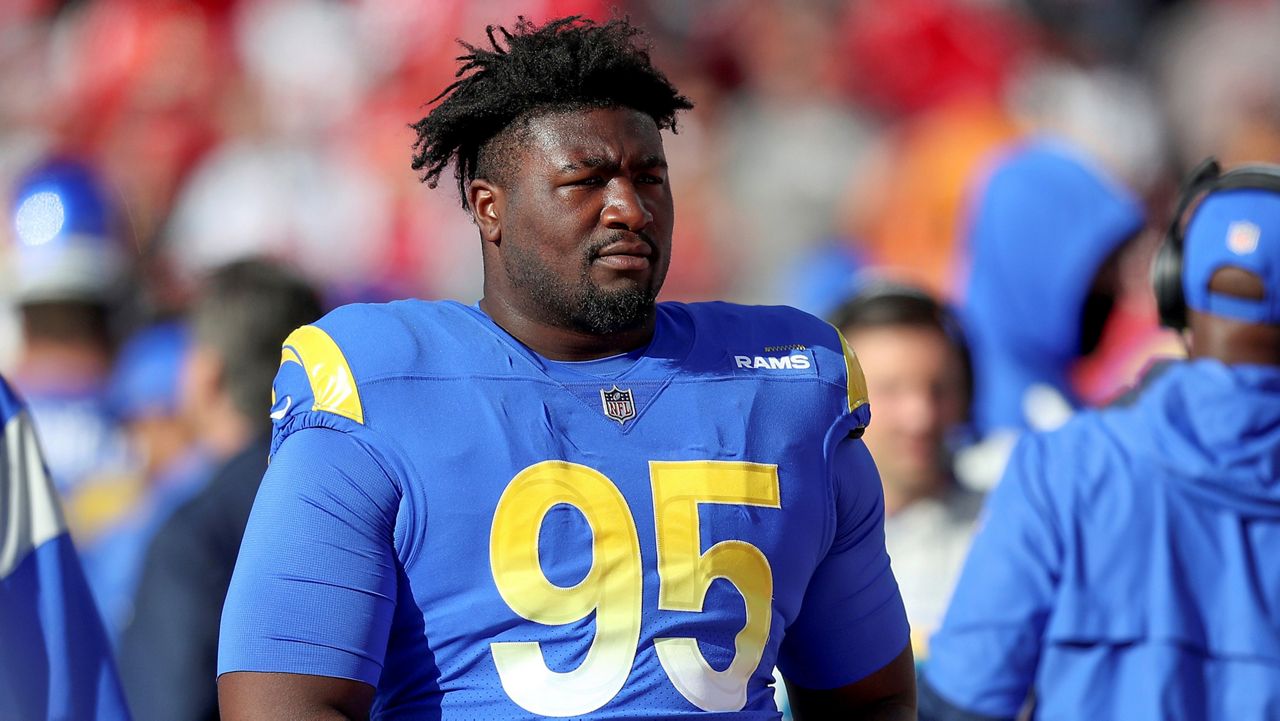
[636,174,665,185]
[569,176,604,187]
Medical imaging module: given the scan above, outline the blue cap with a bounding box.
[1184,188,1280,324]
[7,158,126,303]
[107,323,190,422]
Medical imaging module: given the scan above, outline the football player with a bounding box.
[218,16,914,720]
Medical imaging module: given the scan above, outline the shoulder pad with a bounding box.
[833,326,869,413]
[275,323,364,424]
[268,300,463,432]
[269,302,407,428]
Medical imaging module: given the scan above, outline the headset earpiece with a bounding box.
[1152,237,1187,330]
[1154,158,1222,331]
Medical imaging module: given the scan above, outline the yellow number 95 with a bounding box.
[490,460,780,716]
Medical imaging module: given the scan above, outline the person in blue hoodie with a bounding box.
[959,140,1144,438]
[919,159,1280,720]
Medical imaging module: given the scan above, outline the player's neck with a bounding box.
[1187,313,1280,367]
[478,296,656,361]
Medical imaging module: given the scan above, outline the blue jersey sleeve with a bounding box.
[922,434,1062,719]
[218,427,402,685]
[776,437,909,689]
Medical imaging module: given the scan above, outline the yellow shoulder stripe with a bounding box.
[835,328,869,413]
[280,325,365,424]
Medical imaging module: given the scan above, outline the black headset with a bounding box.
[1153,157,1280,330]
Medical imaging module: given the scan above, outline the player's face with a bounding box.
[845,324,968,499]
[490,107,673,334]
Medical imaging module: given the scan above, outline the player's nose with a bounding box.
[600,179,653,233]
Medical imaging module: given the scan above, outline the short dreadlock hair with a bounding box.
[410,16,693,209]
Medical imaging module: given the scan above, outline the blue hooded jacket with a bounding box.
[960,139,1144,433]
[922,359,1280,720]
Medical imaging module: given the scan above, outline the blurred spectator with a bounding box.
[831,279,982,661]
[954,139,1144,485]
[119,259,322,721]
[920,161,1280,720]
[1007,60,1167,195]
[840,100,1023,298]
[1152,0,1280,167]
[4,156,133,538]
[80,322,212,640]
[779,241,866,319]
[164,138,393,298]
[51,0,227,249]
[836,0,1032,118]
[715,0,879,303]
[831,0,1032,298]
[0,373,131,721]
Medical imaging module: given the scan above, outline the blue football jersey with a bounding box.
[219,300,907,719]
[0,376,132,721]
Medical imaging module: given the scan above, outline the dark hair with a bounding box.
[410,15,693,208]
[191,259,323,423]
[829,280,974,408]
[19,300,113,348]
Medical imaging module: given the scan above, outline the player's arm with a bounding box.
[219,672,373,721]
[918,435,1063,721]
[217,427,403,720]
[786,643,915,720]
[777,437,915,719]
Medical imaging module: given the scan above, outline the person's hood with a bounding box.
[1106,359,1280,510]
[960,138,1144,431]
[962,138,1144,364]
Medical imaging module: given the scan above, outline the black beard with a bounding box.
[504,238,658,335]
[570,282,657,334]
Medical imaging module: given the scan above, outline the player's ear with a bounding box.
[468,179,503,244]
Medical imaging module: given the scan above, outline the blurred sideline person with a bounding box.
[81,322,213,640]
[217,16,915,720]
[0,374,131,720]
[954,139,1144,486]
[6,157,132,539]
[921,159,1280,720]
[119,260,322,721]
[830,280,982,660]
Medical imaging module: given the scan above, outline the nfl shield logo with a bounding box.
[1227,220,1261,255]
[600,386,636,425]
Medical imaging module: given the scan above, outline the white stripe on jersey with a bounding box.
[0,410,67,578]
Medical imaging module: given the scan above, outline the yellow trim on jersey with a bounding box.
[835,328,869,412]
[279,325,365,424]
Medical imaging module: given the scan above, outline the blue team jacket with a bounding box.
[922,359,1280,720]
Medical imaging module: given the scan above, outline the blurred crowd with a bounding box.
[3,0,1278,325]
[2,0,1280,718]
